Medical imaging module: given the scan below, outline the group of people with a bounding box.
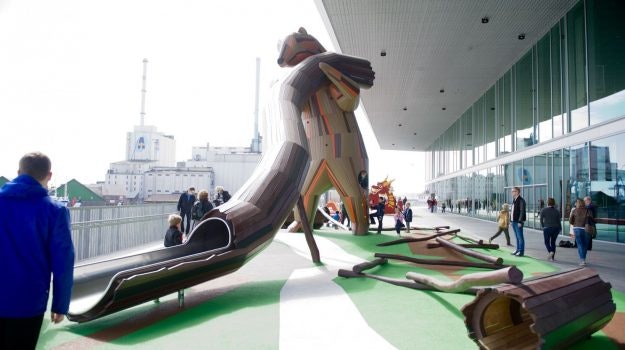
[367,197,413,236]
[165,185,231,247]
[489,187,596,266]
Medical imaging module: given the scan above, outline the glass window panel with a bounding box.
[485,86,497,160]
[474,98,484,164]
[462,110,473,167]
[567,1,588,132]
[537,35,552,142]
[551,21,565,137]
[587,0,625,125]
[534,154,547,185]
[569,143,590,210]
[498,72,513,154]
[515,52,535,150]
[589,134,625,242]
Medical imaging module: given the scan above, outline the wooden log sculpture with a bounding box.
[454,233,484,245]
[374,253,507,270]
[409,225,450,231]
[376,229,460,247]
[352,257,387,273]
[461,268,616,349]
[426,242,500,250]
[405,266,523,293]
[338,269,479,295]
[435,237,503,265]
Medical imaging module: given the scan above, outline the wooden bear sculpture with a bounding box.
[279,27,375,235]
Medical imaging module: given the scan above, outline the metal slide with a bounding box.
[67,48,374,322]
[316,206,351,231]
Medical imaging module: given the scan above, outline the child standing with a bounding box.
[489,203,512,246]
[403,202,413,233]
[394,207,405,236]
[164,214,184,247]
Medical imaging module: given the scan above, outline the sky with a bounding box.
[0,0,425,194]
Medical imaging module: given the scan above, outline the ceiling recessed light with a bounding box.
[518,33,525,40]
[481,17,489,24]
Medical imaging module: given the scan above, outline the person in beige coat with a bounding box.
[489,203,512,246]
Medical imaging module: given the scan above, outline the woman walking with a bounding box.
[489,203,511,246]
[569,198,593,266]
[539,198,561,261]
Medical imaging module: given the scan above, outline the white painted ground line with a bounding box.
[276,233,396,350]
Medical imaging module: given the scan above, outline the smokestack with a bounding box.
[140,58,148,126]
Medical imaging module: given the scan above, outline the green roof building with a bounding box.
[56,179,105,206]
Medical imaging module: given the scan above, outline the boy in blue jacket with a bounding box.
[0,152,75,349]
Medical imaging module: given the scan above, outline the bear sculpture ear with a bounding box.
[298,27,308,35]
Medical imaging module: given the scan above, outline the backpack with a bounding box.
[192,201,203,220]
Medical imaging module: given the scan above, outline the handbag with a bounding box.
[585,211,597,238]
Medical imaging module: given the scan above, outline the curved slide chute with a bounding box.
[316,206,350,231]
[67,49,374,322]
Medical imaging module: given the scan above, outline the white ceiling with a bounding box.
[317,0,578,151]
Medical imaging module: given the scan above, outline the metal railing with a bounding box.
[69,203,177,261]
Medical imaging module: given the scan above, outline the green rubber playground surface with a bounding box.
[39,229,625,349]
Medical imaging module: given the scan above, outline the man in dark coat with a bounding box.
[177,187,196,234]
[510,187,527,256]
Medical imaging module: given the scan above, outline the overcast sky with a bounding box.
[0,0,424,194]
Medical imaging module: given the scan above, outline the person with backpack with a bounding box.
[191,190,214,231]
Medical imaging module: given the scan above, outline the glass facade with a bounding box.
[426,0,625,243]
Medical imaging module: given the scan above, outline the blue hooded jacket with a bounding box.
[0,175,75,317]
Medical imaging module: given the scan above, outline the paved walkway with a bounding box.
[412,206,625,292]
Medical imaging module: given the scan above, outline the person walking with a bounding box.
[489,203,511,246]
[0,152,75,349]
[403,202,413,233]
[570,198,593,266]
[539,197,562,261]
[584,196,597,251]
[177,187,196,234]
[510,187,527,256]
